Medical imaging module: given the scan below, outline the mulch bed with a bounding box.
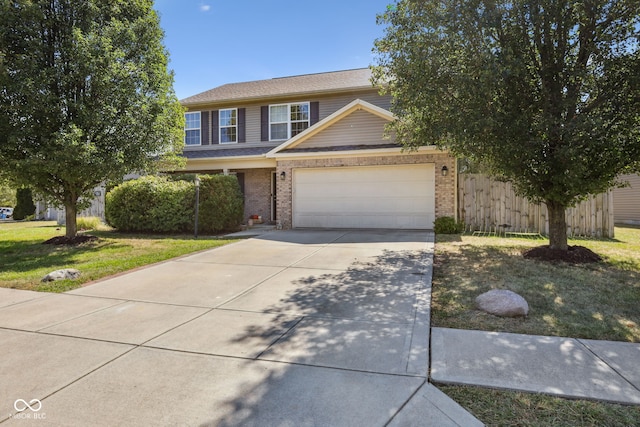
[523,245,602,263]
[43,235,99,245]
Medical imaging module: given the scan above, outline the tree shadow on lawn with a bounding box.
[0,238,121,275]
[211,248,432,426]
[431,244,640,342]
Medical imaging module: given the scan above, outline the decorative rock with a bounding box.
[41,269,81,282]
[476,289,529,317]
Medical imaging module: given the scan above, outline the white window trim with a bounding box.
[269,102,310,141]
[219,108,238,144]
[184,111,201,146]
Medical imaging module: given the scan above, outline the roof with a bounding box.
[181,68,374,106]
[183,146,274,159]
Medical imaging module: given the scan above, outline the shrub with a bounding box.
[105,174,244,234]
[106,176,194,233]
[196,175,244,233]
[434,216,465,234]
[13,188,36,220]
[77,216,103,231]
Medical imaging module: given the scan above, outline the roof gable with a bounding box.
[267,99,395,157]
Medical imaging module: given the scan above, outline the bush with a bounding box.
[105,174,244,234]
[13,188,36,220]
[196,175,244,233]
[434,216,465,234]
[106,176,194,233]
[77,216,103,231]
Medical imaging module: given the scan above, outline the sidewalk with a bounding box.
[430,327,640,405]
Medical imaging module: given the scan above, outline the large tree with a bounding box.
[373,0,640,250]
[0,0,184,239]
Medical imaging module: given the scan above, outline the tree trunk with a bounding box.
[547,201,568,251]
[65,200,77,239]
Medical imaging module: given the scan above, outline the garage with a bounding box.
[292,164,435,229]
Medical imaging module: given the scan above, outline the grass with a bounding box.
[432,226,640,425]
[438,385,640,427]
[431,226,640,342]
[0,221,237,292]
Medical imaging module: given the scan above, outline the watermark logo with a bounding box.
[10,399,46,420]
[14,399,42,413]
[387,4,397,12]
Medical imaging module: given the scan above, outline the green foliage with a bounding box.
[105,175,244,234]
[0,180,15,207]
[196,175,244,234]
[106,176,194,233]
[373,0,640,249]
[434,217,465,234]
[76,216,103,231]
[13,188,36,220]
[0,0,185,238]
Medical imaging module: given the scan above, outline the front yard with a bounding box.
[432,226,640,342]
[432,226,640,426]
[0,221,236,292]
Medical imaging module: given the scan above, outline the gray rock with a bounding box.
[41,269,81,282]
[476,289,529,317]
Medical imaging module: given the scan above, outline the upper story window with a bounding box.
[219,109,237,144]
[184,112,201,146]
[269,102,310,140]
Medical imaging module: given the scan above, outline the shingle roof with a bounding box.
[280,143,401,154]
[181,68,374,106]
[183,146,274,159]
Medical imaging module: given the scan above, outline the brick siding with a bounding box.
[239,168,274,223]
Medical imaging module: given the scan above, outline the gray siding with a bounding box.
[614,174,640,223]
[184,89,392,149]
[296,110,393,149]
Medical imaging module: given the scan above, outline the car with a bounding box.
[0,207,13,219]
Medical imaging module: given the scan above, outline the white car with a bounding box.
[0,207,13,219]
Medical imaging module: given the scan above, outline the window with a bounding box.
[219,109,237,144]
[269,102,309,140]
[184,112,201,146]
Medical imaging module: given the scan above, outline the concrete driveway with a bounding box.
[0,229,481,426]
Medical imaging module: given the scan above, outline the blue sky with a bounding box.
[154,0,393,100]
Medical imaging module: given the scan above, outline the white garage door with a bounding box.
[293,164,435,229]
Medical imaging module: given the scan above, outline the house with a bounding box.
[178,68,456,230]
[614,174,640,225]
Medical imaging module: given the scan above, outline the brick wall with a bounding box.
[276,152,456,229]
[239,168,274,223]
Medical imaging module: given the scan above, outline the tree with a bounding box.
[373,0,640,250]
[13,188,36,220]
[0,0,184,240]
[0,179,15,207]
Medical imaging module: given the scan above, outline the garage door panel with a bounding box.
[293,164,435,229]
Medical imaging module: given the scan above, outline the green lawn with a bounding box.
[432,226,640,342]
[432,226,640,425]
[0,221,237,292]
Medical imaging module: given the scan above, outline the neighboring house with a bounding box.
[178,68,456,230]
[614,174,640,225]
[35,185,106,223]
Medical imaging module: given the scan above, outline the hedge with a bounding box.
[105,175,244,234]
[13,188,36,220]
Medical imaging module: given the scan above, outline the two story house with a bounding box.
[178,68,456,229]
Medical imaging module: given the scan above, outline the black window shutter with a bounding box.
[310,101,319,125]
[201,111,210,145]
[238,108,246,143]
[211,110,219,144]
[261,106,269,141]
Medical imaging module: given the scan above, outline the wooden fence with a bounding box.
[458,174,615,238]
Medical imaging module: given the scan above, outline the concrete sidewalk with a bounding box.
[0,229,482,427]
[431,327,640,405]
